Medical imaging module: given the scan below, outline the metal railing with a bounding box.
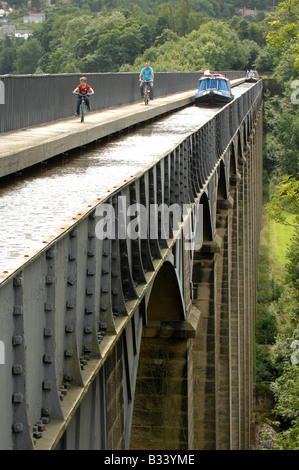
[0,71,245,133]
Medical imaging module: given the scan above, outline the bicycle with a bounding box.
[76,92,91,122]
[141,80,151,105]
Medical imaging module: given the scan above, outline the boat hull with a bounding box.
[194,90,234,106]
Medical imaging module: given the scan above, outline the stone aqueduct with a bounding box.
[0,78,263,450]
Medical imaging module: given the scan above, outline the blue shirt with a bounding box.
[141,67,153,81]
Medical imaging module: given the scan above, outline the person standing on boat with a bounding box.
[139,61,154,100]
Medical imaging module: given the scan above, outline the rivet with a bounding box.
[65,346,73,357]
[70,229,77,238]
[44,327,53,337]
[12,335,22,346]
[13,277,22,287]
[32,426,42,439]
[59,387,68,397]
[46,249,55,259]
[67,277,76,285]
[13,306,23,316]
[13,422,23,433]
[12,364,23,375]
[44,302,54,311]
[12,393,24,403]
[65,324,74,333]
[37,420,46,432]
[43,380,53,390]
[43,354,53,364]
[64,373,72,382]
[42,407,52,417]
[46,275,55,284]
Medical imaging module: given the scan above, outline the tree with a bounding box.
[271,365,299,450]
[266,0,299,75]
[13,38,44,74]
[175,0,191,36]
[266,176,299,227]
[0,36,18,75]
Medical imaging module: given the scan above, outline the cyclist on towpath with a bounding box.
[139,61,154,100]
[73,76,94,117]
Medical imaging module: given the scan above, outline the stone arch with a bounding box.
[230,143,237,177]
[199,192,213,242]
[217,161,228,202]
[233,129,244,166]
[130,260,192,450]
[147,261,185,321]
[243,119,249,149]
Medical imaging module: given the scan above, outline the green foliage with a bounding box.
[271,363,299,416]
[13,37,44,73]
[255,344,277,385]
[0,36,19,74]
[263,91,299,178]
[256,304,279,344]
[265,176,299,226]
[0,1,269,74]
[127,19,261,72]
[266,0,299,75]
[285,232,299,289]
[273,420,299,450]
[256,221,299,447]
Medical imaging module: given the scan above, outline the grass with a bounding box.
[267,212,296,266]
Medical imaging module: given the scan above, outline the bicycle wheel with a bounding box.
[144,87,149,105]
[80,98,85,122]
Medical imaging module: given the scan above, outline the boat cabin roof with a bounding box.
[200,72,229,81]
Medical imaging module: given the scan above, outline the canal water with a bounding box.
[0,83,252,274]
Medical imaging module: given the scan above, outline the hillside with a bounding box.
[0,0,276,74]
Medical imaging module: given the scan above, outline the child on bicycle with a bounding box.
[73,77,94,117]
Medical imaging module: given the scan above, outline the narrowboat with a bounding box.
[245,70,259,83]
[195,70,234,106]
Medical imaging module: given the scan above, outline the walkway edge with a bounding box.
[0,90,196,179]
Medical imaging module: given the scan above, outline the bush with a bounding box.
[256,304,279,344]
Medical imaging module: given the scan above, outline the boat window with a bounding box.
[199,77,230,92]
[198,80,208,91]
[218,79,229,91]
